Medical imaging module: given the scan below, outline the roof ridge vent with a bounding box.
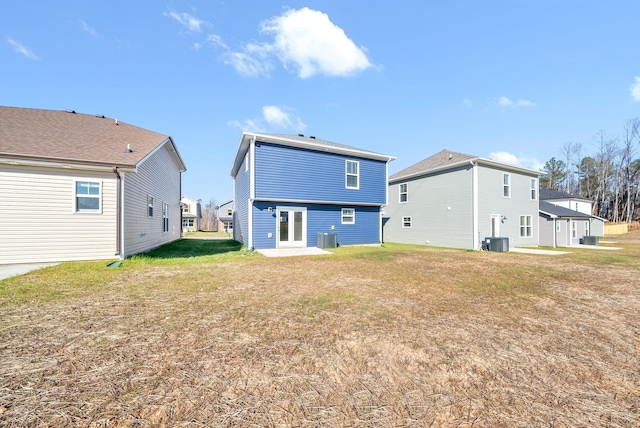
[64,109,76,114]
[310,136,316,139]
[95,114,105,118]
[297,133,304,137]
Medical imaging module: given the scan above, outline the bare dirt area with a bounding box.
[1,235,639,427]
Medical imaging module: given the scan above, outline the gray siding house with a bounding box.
[384,150,541,250]
[538,188,605,247]
[0,106,186,264]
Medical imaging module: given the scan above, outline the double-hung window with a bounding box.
[75,181,101,213]
[341,208,355,224]
[162,202,169,232]
[530,178,537,200]
[402,216,412,228]
[147,196,154,217]
[346,160,359,189]
[520,215,532,237]
[503,173,511,198]
[399,183,408,203]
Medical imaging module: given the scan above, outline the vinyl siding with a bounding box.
[233,155,251,248]
[477,165,539,248]
[254,142,387,204]
[0,164,117,264]
[122,144,182,257]
[251,201,381,249]
[384,166,474,248]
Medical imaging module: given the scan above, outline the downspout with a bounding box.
[470,161,479,250]
[248,137,256,249]
[112,167,122,257]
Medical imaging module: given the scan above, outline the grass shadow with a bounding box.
[133,238,243,260]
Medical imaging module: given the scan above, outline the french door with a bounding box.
[277,207,307,247]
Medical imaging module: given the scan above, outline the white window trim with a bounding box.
[520,215,532,238]
[245,153,249,172]
[503,173,511,198]
[530,178,537,200]
[345,160,360,189]
[399,183,408,203]
[341,208,355,224]
[556,221,561,232]
[74,180,102,214]
[162,202,169,233]
[147,195,155,217]
[572,221,577,238]
[402,216,412,228]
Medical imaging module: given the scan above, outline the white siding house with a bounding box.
[0,106,186,264]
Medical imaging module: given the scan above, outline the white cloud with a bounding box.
[230,106,306,132]
[219,7,371,78]
[462,98,473,108]
[7,38,39,60]
[222,51,273,78]
[631,76,640,101]
[490,151,542,170]
[207,34,228,50]
[498,96,535,108]
[164,8,209,32]
[78,19,97,37]
[263,106,306,129]
[259,7,371,78]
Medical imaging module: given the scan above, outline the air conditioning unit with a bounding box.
[583,235,598,245]
[485,237,509,252]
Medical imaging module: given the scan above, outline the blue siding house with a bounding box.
[230,132,395,250]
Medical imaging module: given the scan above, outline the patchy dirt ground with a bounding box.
[1,235,639,427]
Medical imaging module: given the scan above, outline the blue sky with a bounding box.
[3,1,639,204]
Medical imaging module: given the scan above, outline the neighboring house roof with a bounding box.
[389,149,541,183]
[0,106,186,171]
[540,188,591,202]
[216,199,233,208]
[231,132,395,177]
[539,201,592,219]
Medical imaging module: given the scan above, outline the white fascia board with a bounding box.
[390,157,541,184]
[249,131,394,160]
[137,138,186,173]
[539,210,558,218]
[0,156,135,172]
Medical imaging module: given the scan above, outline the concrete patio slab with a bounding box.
[257,247,333,257]
[0,263,59,281]
[510,248,570,255]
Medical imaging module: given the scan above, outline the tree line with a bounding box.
[541,118,640,222]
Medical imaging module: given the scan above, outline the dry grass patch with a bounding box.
[1,236,639,426]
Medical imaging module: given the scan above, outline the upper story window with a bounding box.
[346,160,359,189]
[227,208,233,216]
[503,173,511,198]
[399,183,408,203]
[75,181,101,213]
[148,195,154,217]
[182,204,189,213]
[530,178,537,200]
[341,208,355,224]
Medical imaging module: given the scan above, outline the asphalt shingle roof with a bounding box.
[389,149,477,181]
[539,188,588,201]
[539,201,592,218]
[0,106,176,168]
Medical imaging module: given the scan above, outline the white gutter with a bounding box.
[0,157,136,172]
